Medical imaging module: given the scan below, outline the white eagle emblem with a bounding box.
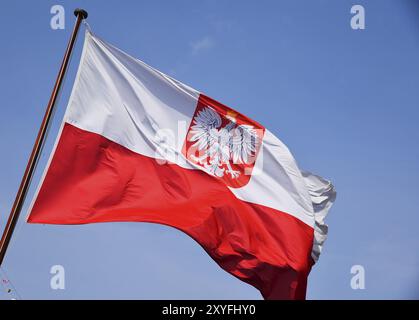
[188,106,260,179]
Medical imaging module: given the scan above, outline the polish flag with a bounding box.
[27,31,336,299]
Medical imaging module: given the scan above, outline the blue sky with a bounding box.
[0,0,418,299]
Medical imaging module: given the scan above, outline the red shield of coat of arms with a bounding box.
[182,95,265,188]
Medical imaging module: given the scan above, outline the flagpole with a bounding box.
[0,8,88,267]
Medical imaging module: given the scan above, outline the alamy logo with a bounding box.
[50,265,65,290]
[350,265,365,290]
[50,5,65,30]
[350,5,365,30]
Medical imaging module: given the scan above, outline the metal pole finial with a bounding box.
[74,8,88,20]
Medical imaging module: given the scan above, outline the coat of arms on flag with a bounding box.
[183,94,265,188]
